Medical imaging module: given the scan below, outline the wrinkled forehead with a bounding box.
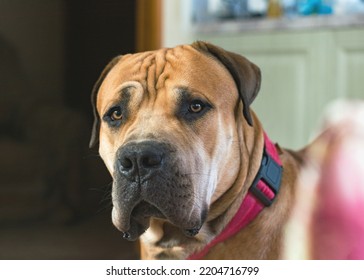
[97,45,238,110]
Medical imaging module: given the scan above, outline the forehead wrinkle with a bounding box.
[137,52,155,81]
[136,49,171,105]
[155,49,169,90]
[131,52,156,102]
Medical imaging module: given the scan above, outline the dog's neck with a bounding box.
[188,130,282,259]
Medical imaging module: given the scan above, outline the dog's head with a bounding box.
[90,42,261,241]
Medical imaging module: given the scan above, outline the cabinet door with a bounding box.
[332,29,364,100]
[197,32,328,149]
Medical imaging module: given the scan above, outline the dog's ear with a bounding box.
[89,55,122,148]
[191,41,261,126]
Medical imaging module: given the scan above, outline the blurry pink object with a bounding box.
[285,100,364,259]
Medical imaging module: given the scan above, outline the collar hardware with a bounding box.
[249,148,283,207]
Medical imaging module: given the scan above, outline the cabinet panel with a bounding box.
[333,30,364,100]
[338,51,364,99]
[250,52,307,149]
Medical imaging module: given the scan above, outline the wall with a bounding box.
[162,0,194,47]
[0,0,65,102]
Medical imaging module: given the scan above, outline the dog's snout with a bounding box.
[117,141,165,180]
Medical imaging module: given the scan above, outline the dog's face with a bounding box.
[90,42,261,241]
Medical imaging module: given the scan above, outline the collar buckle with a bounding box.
[249,148,283,207]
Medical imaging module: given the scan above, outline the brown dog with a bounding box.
[89,41,303,259]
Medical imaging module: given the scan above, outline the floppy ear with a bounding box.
[89,55,122,148]
[191,41,261,126]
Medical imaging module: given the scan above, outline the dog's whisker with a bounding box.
[87,181,114,214]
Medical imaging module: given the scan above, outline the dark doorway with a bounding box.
[0,0,139,260]
[65,0,136,119]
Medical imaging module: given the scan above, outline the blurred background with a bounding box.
[0,0,363,260]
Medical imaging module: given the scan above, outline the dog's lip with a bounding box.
[112,200,166,240]
[132,200,166,222]
[112,200,204,241]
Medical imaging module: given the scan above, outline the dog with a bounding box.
[89,41,304,259]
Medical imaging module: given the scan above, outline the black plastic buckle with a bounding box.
[249,149,283,207]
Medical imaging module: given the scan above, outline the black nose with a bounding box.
[117,141,165,181]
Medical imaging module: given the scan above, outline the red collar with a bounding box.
[188,132,283,259]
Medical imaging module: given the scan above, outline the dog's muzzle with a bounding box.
[111,140,206,241]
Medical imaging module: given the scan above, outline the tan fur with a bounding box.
[91,42,304,259]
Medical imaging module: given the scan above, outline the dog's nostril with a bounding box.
[141,154,163,168]
[117,142,166,179]
[120,157,133,169]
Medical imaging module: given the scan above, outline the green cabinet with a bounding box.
[194,28,364,149]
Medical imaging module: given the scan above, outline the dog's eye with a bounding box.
[176,95,212,122]
[110,107,123,121]
[104,106,123,126]
[188,100,205,113]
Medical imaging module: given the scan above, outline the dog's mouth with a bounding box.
[113,200,165,241]
[112,199,205,241]
[110,143,207,241]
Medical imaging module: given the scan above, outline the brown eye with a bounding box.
[189,100,204,113]
[111,108,122,121]
[103,106,124,127]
